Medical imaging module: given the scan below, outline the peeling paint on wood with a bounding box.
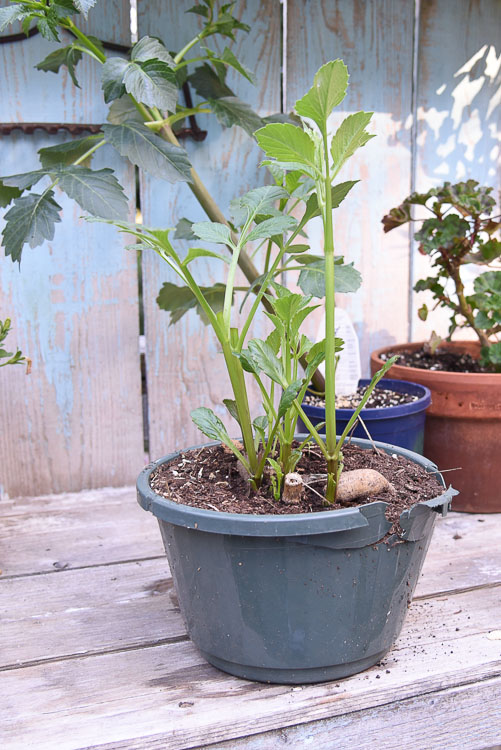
[0,2,144,496]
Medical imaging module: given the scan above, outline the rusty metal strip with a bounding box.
[0,122,207,140]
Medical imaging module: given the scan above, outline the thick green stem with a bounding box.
[221,339,258,474]
[65,20,106,63]
[322,134,338,501]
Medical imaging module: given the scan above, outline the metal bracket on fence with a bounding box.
[0,120,207,141]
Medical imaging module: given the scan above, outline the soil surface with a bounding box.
[380,347,490,373]
[304,385,419,410]
[150,443,444,532]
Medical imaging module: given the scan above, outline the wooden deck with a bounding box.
[1,488,500,750]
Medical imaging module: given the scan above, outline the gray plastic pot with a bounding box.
[137,437,456,684]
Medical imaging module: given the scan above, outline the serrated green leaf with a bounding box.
[192,222,232,245]
[52,166,128,220]
[301,181,359,225]
[479,239,501,262]
[278,379,303,419]
[52,1,79,17]
[188,63,234,99]
[102,122,192,183]
[298,259,362,298]
[0,181,22,208]
[246,215,296,242]
[2,171,47,190]
[255,123,318,175]
[0,5,28,32]
[223,398,240,425]
[36,45,83,87]
[101,57,128,103]
[131,36,175,66]
[232,186,289,223]
[484,342,501,367]
[186,4,209,18]
[2,191,62,263]
[191,407,235,449]
[246,338,284,385]
[473,270,501,295]
[38,135,101,168]
[73,0,97,16]
[156,281,228,325]
[267,457,282,478]
[220,46,255,83]
[123,59,178,111]
[209,96,264,136]
[295,60,349,131]
[253,414,268,441]
[37,14,59,43]
[181,247,229,266]
[106,97,144,125]
[330,112,375,177]
[174,218,196,240]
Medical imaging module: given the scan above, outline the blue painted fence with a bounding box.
[0,0,499,496]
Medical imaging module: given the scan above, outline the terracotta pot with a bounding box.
[370,341,501,513]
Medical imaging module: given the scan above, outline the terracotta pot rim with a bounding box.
[372,341,501,385]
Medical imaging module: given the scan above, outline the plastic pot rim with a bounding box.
[302,377,431,422]
[137,436,456,537]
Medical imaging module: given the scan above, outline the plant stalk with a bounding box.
[322,134,338,502]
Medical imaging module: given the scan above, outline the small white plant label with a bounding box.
[317,307,361,395]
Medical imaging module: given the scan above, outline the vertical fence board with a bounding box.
[287,0,415,370]
[412,0,501,341]
[0,2,144,497]
[137,0,281,457]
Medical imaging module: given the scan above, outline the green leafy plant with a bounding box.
[383,180,501,370]
[100,61,395,504]
[0,318,28,369]
[0,0,325,389]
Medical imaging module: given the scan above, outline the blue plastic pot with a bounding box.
[299,378,431,454]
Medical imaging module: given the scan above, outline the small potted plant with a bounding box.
[373,181,501,512]
[133,62,455,683]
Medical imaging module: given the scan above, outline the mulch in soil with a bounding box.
[150,443,445,533]
[304,385,419,410]
[380,347,490,373]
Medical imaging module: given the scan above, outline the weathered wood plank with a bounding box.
[1,586,500,750]
[286,0,415,370]
[137,0,281,458]
[192,677,501,750]
[0,0,130,123]
[0,487,164,576]
[412,0,501,340]
[2,513,499,670]
[0,1,144,497]
[0,558,181,669]
[416,512,501,598]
